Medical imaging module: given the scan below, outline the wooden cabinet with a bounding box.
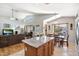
[24,40,54,56]
[25,44,37,56]
[25,43,44,56]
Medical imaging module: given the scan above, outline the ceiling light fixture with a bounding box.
[10,8,18,20]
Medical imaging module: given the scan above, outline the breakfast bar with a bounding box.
[22,36,54,56]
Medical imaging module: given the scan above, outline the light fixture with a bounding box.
[10,8,18,20]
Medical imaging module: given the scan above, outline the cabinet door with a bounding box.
[48,40,52,56]
[44,43,49,56]
[37,46,44,56]
[51,40,54,55]
[25,44,37,56]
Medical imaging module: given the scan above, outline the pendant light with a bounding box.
[10,8,18,20]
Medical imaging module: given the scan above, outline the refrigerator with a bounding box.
[75,17,79,45]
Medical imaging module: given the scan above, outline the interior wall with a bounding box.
[47,16,76,43]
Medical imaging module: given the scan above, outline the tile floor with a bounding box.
[53,42,78,56]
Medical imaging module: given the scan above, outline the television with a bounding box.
[2,29,13,35]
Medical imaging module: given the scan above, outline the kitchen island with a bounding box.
[22,36,54,56]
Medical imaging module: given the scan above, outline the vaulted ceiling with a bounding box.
[0,3,79,19]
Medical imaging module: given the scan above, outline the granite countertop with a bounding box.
[22,36,54,48]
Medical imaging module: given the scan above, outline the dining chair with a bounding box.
[54,35,60,47]
[62,34,69,47]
